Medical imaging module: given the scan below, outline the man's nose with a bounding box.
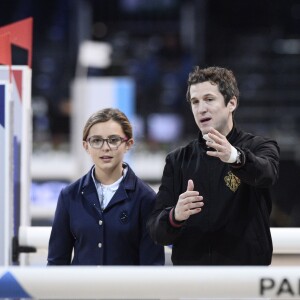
[198,100,207,113]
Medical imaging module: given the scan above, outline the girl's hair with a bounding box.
[82,108,133,141]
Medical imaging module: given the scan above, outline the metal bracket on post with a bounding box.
[12,236,36,264]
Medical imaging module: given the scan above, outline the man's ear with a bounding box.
[228,96,237,112]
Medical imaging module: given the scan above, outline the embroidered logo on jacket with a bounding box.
[224,171,241,192]
[119,211,129,224]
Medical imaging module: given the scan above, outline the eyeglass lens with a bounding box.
[88,136,124,149]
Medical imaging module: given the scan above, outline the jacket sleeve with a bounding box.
[231,137,280,187]
[147,154,185,246]
[138,185,165,265]
[47,188,74,265]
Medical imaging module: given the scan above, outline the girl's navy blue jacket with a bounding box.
[47,164,165,265]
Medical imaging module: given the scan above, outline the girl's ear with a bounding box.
[83,141,89,153]
[125,139,134,151]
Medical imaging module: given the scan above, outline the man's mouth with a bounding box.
[200,117,211,123]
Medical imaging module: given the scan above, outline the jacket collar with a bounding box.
[81,163,136,211]
[82,163,136,190]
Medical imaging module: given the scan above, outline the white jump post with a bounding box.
[0,66,33,265]
[0,80,12,266]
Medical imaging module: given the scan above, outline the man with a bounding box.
[147,66,280,265]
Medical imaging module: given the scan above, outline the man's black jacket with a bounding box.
[147,126,280,265]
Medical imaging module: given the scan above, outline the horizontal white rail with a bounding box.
[19,226,300,254]
[271,227,300,254]
[19,226,51,249]
[1,266,300,299]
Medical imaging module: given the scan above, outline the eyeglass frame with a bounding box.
[86,135,129,150]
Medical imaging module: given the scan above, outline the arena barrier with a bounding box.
[1,227,299,299]
[19,226,300,253]
[1,265,300,299]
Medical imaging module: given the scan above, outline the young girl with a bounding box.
[47,108,164,265]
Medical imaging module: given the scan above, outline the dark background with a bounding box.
[1,0,300,226]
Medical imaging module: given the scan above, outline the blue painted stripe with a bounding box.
[0,85,5,128]
[115,78,135,122]
[0,271,32,298]
[13,137,21,236]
